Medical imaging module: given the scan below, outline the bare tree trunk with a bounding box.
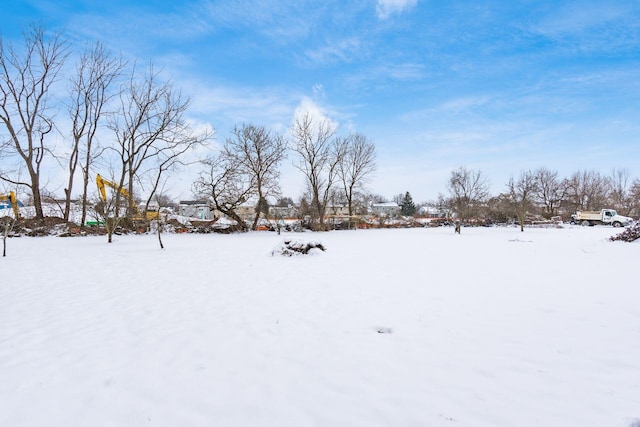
[63,144,78,221]
[80,165,90,227]
[157,220,164,249]
[2,217,15,256]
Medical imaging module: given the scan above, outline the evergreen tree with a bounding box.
[400,191,416,216]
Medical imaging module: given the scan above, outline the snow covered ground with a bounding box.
[1,226,638,427]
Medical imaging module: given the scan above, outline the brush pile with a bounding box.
[272,239,326,256]
[610,221,640,242]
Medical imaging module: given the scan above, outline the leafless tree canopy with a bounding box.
[562,170,610,213]
[66,41,125,225]
[446,166,490,223]
[508,170,539,232]
[533,167,565,219]
[290,113,344,230]
[193,123,285,231]
[0,24,69,219]
[337,132,376,217]
[193,154,255,231]
[225,123,287,229]
[107,63,207,219]
[608,168,633,216]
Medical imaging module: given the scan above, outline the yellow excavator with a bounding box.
[0,191,20,219]
[96,174,159,221]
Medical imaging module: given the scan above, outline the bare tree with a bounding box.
[225,123,286,230]
[534,167,565,219]
[0,24,69,219]
[392,192,405,206]
[107,62,198,222]
[563,170,610,213]
[290,113,344,230]
[608,168,633,216]
[507,170,539,232]
[446,166,490,225]
[193,154,254,231]
[140,122,212,215]
[337,132,376,218]
[66,41,125,225]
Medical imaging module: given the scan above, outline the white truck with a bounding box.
[570,209,633,227]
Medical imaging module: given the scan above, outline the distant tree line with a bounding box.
[434,166,640,231]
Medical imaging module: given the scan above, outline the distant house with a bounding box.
[326,205,350,216]
[418,206,449,218]
[235,204,256,221]
[269,205,298,219]
[178,201,215,220]
[371,202,400,217]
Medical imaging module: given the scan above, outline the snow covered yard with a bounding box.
[1,226,638,427]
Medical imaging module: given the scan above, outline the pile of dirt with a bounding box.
[12,217,107,237]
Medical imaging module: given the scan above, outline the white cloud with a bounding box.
[376,0,418,20]
[292,96,337,129]
[184,81,296,131]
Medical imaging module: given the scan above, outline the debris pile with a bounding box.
[272,240,326,256]
[609,221,640,242]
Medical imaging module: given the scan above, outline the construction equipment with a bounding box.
[95,174,159,221]
[0,191,20,218]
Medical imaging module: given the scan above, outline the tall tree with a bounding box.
[0,24,69,219]
[507,170,539,232]
[400,191,416,216]
[107,63,198,221]
[608,168,632,216]
[563,170,609,213]
[290,113,344,230]
[225,123,286,230]
[67,41,124,224]
[337,132,376,217]
[446,166,490,224]
[533,167,565,219]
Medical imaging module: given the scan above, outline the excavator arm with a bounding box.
[96,174,130,202]
[95,174,149,220]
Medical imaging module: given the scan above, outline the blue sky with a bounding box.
[2,0,640,202]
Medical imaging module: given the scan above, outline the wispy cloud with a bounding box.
[376,0,418,20]
[345,63,426,91]
[438,96,491,115]
[302,37,363,66]
[524,2,640,54]
[179,79,298,134]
